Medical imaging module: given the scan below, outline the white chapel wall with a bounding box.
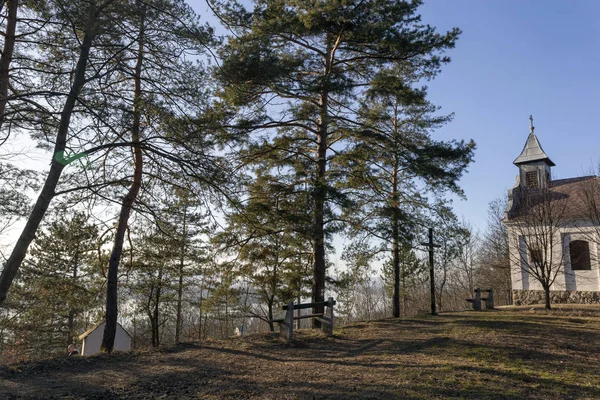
[509,223,600,292]
[559,226,600,291]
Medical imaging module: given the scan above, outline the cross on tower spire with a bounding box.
[529,114,534,133]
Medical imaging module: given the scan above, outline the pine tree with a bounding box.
[341,67,474,317]
[0,0,118,306]
[99,0,216,352]
[11,211,101,358]
[216,0,461,322]
[128,226,179,348]
[154,186,211,344]
[380,243,422,315]
[215,166,313,330]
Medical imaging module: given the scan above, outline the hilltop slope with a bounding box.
[2,309,600,399]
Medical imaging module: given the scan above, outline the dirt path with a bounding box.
[2,311,600,399]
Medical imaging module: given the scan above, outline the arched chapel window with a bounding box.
[529,248,543,266]
[569,240,591,271]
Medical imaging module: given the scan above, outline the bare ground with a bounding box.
[2,307,600,399]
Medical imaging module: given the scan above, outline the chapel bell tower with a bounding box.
[513,115,554,190]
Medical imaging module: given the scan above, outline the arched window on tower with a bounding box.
[569,240,591,271]
[525,171,539,189]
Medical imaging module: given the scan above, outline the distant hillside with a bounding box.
[2,308,600,399]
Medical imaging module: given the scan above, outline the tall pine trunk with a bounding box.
[101,6,145,352]
[391,211,400,318]
[392,110,401,317]
[67,249,79,345]
[311,35,333,328]
[151,267,163,347]
[0,0,18,130]
[175,259,184,343]
[312,106,327,326]
[175,206,187,344]
[267,297,274,332]
[0,4,104,305]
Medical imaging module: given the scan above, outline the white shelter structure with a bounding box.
[504,116,600,305]
[78,322,132,355]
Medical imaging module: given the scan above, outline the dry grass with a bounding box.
[2,307,600,399]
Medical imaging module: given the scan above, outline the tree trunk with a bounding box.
[312,145,326,327]
[507,272,513,305]
[223,295,229,338]
[543,284,551,310]
[311,36,332,328]
[391,146,400,317]
[175,260,184,343]
[175,206,187,344]
[67,310,75,347]
[145,285,156,347]
[0,5,101,306]
[101,6,145,352]
[436,244,447,313]
[147,307,156,347]
[392,217,400,318]
[198,279,205,340]
[152,267,162,347]
[0,0,18,131]
[400,263,406,316]
[391,100,401,318]
[132,314,137,349]
[296,292,301,329]
[67,248,79,346]
[267,298,274,332]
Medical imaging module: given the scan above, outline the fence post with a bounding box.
[279,301,294,342]
[327,297,334,336]
[473,288,482,311]
[486,289,494,309]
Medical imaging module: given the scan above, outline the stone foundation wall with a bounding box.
[513,290,600,305]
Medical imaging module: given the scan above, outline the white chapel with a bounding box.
[504,116,600,305]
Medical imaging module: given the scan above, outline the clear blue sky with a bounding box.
[189,0,600,232]
[417,0,600,230]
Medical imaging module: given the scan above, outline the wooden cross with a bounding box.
[420,228,441,315]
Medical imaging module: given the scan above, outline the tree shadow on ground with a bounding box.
[3,312,600,399]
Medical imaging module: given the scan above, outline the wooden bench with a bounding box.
[271,297,336,342]
[466,288,494,311]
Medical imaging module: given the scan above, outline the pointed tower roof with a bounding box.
[513,115,555,166]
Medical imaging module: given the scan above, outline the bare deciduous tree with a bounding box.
[478,198,512,305]
[505,185,571,310]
